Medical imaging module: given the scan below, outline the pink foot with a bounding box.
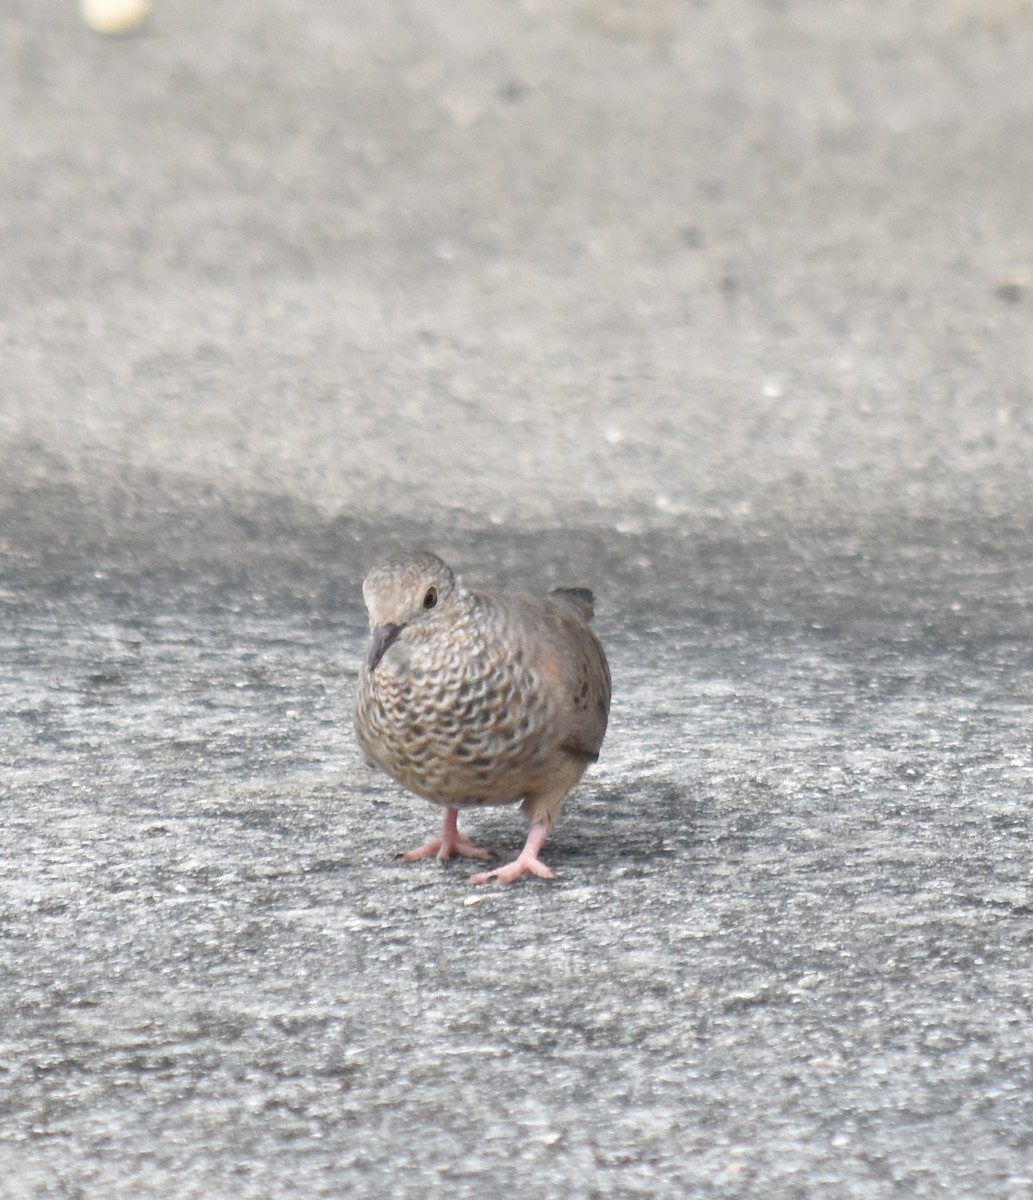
[400,807,495,863]
[469,821,554,884]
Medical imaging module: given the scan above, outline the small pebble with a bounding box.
[81,0,151,35]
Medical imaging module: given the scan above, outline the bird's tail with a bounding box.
[550,586,595,621]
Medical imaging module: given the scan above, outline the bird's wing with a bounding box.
[535,594,611,760]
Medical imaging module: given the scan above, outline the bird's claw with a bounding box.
[400,835,495,863]
[469,853,556,885]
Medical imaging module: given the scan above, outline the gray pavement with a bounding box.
[3,1,1033,1196]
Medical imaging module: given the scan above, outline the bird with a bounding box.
[353,551,611,883]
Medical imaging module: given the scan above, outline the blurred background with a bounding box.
[4,0,1032,551]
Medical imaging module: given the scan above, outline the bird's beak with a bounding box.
[368,622,402,673]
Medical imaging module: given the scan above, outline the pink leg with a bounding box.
[469,821,554,884]
[400,807,495,863]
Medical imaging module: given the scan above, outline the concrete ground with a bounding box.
[2,1,1033,1196]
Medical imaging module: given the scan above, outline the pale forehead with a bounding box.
[363,551,454,599]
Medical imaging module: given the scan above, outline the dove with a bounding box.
[353,551,611,883]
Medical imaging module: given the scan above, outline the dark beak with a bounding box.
[367,622,402,673]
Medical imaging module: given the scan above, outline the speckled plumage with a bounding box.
[353,551,611,883]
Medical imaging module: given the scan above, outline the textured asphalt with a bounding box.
[3,2,1033,1197]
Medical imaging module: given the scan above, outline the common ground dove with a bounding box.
[353,551,611,883]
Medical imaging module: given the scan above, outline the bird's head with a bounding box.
[361,551,461,672]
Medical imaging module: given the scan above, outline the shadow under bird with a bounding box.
[353,551,611,883]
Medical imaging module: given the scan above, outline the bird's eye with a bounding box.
[423,586,438,610]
